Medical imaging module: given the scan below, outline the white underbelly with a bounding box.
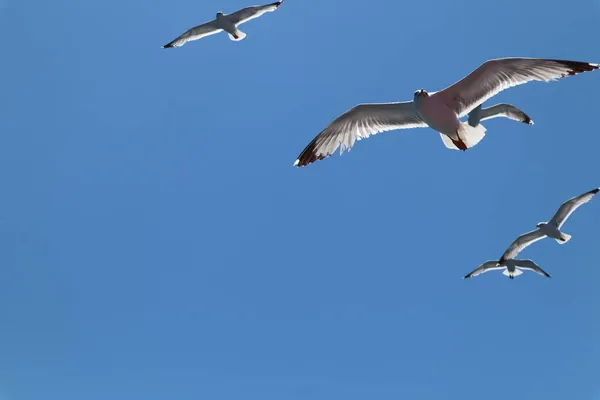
[217,18,236,32]
[417,96,461,137]
[540,225,561,238]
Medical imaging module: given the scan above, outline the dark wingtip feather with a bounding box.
[294,138,328,167]
[162,42,174,49]
[551,59,599,76]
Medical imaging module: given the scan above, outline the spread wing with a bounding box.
[463,261,504,279]
[436,58,598,117]
[549,188,600,229]
[227,1,283,26]
[513,259,551,278]
[499,229,547,263]
[468,103,533,126]
[162,20,221,48]
[294,102,427,167]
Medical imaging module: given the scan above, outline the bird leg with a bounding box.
[451,132,468,151]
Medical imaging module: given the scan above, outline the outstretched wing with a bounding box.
[468,103,533,126]
[436,58,598,117]
[162,21,222,48]
[294,102,427,167]
[227,1,283,26]
[463,261,504,279]
[500,229,547,263]
[548,188,600,229]
[513,259,551,278]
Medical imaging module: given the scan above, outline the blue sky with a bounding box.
[1,0,600,398]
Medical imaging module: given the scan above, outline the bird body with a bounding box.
[536,222,571,244]
[215,12,243,40]
[501,262,524,279]
[463,259,549,280]
[414,90,487,150]
[414,90,461,137]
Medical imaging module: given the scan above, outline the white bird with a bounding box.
[293,58,598,167]
[463,259,550,280]
[162,0,283,48]
[518,187,600,251]
[467,103,533,127]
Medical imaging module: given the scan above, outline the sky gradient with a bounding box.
[1,0,600,399]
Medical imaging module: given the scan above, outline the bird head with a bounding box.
[216,11,224,18]
[413,89,429,100]
[536,222,545,228]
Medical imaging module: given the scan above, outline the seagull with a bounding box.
[467,103,533,127]
[293,58,598,167]
[469,229,550,279]
[162,0,283,48]
[521,187,600,250]
[463,259,550,280]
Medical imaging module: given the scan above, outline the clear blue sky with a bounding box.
[1,0,599,399]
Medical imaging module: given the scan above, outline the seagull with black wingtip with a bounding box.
[162,0,283,48]
[293,58,599,167]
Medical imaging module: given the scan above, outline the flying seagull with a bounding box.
[293,58,598,167]
[162,0,283,48]
[513,187,600,252]
[463,259,550,280]
[463,223,558,280]
[467,103,533,127]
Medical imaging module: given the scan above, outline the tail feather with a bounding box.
[556,233,571,244]
[503,269,523,278]
[440,122,487,150]
[228,29,247,41]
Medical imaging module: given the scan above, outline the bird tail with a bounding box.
[228,29,247,41]
[556,232,571,244]
[503,269,523,278]
[439,122,487,150]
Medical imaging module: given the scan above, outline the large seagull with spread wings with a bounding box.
[162,1,283,48]
[293,58,598,167]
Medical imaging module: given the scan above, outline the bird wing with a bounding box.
[476,103,533,125]
[463,261,504,279]
[513,259,551,278]
[162,20,222,48]
[436,58,598,117]
[548,188,600,229]
[500,229,547,262]
[227,1,283,26]
[294,102,427,167]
